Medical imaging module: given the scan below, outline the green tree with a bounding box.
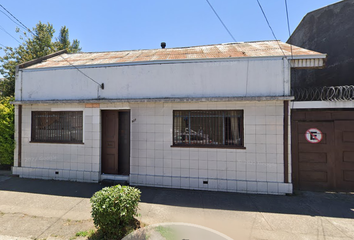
[0,22,81,167]
[0,96,14,166]
[0,21,81,97]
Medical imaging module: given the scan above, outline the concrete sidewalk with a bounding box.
[138,187,354,240]
[0,172,354,239]
[0,171,103,240]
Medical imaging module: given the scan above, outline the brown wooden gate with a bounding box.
[335,121,354,191]
[292,110,354,191]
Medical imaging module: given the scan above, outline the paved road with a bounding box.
[138,187,354,240]
[0,172,353,239]
[0,172,103,240]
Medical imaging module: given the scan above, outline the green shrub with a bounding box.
[90,185,141,239]
[0,96,14,166]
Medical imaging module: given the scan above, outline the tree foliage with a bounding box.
[0,96,14,166]
[0,21,81,97]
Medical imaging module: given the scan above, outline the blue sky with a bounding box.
[0,0,342,52]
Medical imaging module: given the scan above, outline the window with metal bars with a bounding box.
[31,111,83,143]
[173,110,243,148]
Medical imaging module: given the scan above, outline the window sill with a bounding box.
[30,141,84,145]
[170,145,246,150]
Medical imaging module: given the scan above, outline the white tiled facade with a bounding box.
[13,100,292,195]
[13,104,101,182]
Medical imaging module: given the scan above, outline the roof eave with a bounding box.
[22,54,327,71]
[290,54,327,68]
[11,95,295,105]
[18,49,67,69]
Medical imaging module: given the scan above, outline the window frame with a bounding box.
[31,111,84,144]
[171,109,245,149]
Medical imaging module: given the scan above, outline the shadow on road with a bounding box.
[138,186,354,220]
[0,176,104,198]
[1,174,353,220]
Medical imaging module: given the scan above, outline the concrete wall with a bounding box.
[13,100,292,195]
[288,0,354,88]
[292,101,354,109]
[16,58,290,101]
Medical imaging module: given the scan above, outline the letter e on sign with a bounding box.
[305,128,323,143]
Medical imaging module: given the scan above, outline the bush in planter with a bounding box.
[90,185,141,239]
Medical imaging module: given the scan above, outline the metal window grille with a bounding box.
[173,110,243,147]
[31,111,83,143]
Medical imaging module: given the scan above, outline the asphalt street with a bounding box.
[0,171,353,239]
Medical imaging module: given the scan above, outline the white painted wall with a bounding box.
[16,58,290,101]
[291,101,354,109]
[13,100,292,195]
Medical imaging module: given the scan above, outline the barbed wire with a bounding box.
[292,85,354,101]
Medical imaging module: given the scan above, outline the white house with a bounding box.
[12,41,326,195]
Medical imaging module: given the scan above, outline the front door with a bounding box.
[117,111,130,175]
[101,110,131,175]
[102,111,119,174]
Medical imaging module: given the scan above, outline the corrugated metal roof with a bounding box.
[24,40,325,69]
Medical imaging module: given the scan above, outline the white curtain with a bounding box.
[230,116,239,144]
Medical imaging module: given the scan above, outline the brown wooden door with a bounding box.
[335,121,354,191]
[292,122,335,191]
[118,111,130,175]
[102,111,119,174]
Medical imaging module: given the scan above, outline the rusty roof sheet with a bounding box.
[24,40,325,69]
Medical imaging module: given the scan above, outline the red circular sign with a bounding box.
[305,128,323,143]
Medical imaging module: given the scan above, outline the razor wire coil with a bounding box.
[292,85,354,101]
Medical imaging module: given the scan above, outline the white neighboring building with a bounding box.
[12,41,326,195]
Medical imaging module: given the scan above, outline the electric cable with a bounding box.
[205,0,237,42]
[285,0,293,60]
[256,0,286,58]
[57,54,103,88]
[0,9,27,32]
[0,25,21,44]
[284,0,295,99]
[0,4,31,33]
[0,8,29,42]
[0,3,103,89]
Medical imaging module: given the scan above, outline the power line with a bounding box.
[0,4,31,33]
[284,0,292,38]
[256,0,286,58]
[0,8,30,41]
[285,0,295,99]
[284,0,293,59]
[0,25,21,44]
[0,3,103,89]
[58,54,103,87]
[205,0,237,42]
[0,4,37,40]
[0,9,27,32]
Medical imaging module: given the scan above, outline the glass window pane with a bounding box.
[173,110,243,147]
[31,111,83,143]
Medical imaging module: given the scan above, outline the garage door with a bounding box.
[293,122,335,190]
[292,110,354,191]
[335,121,354,191]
